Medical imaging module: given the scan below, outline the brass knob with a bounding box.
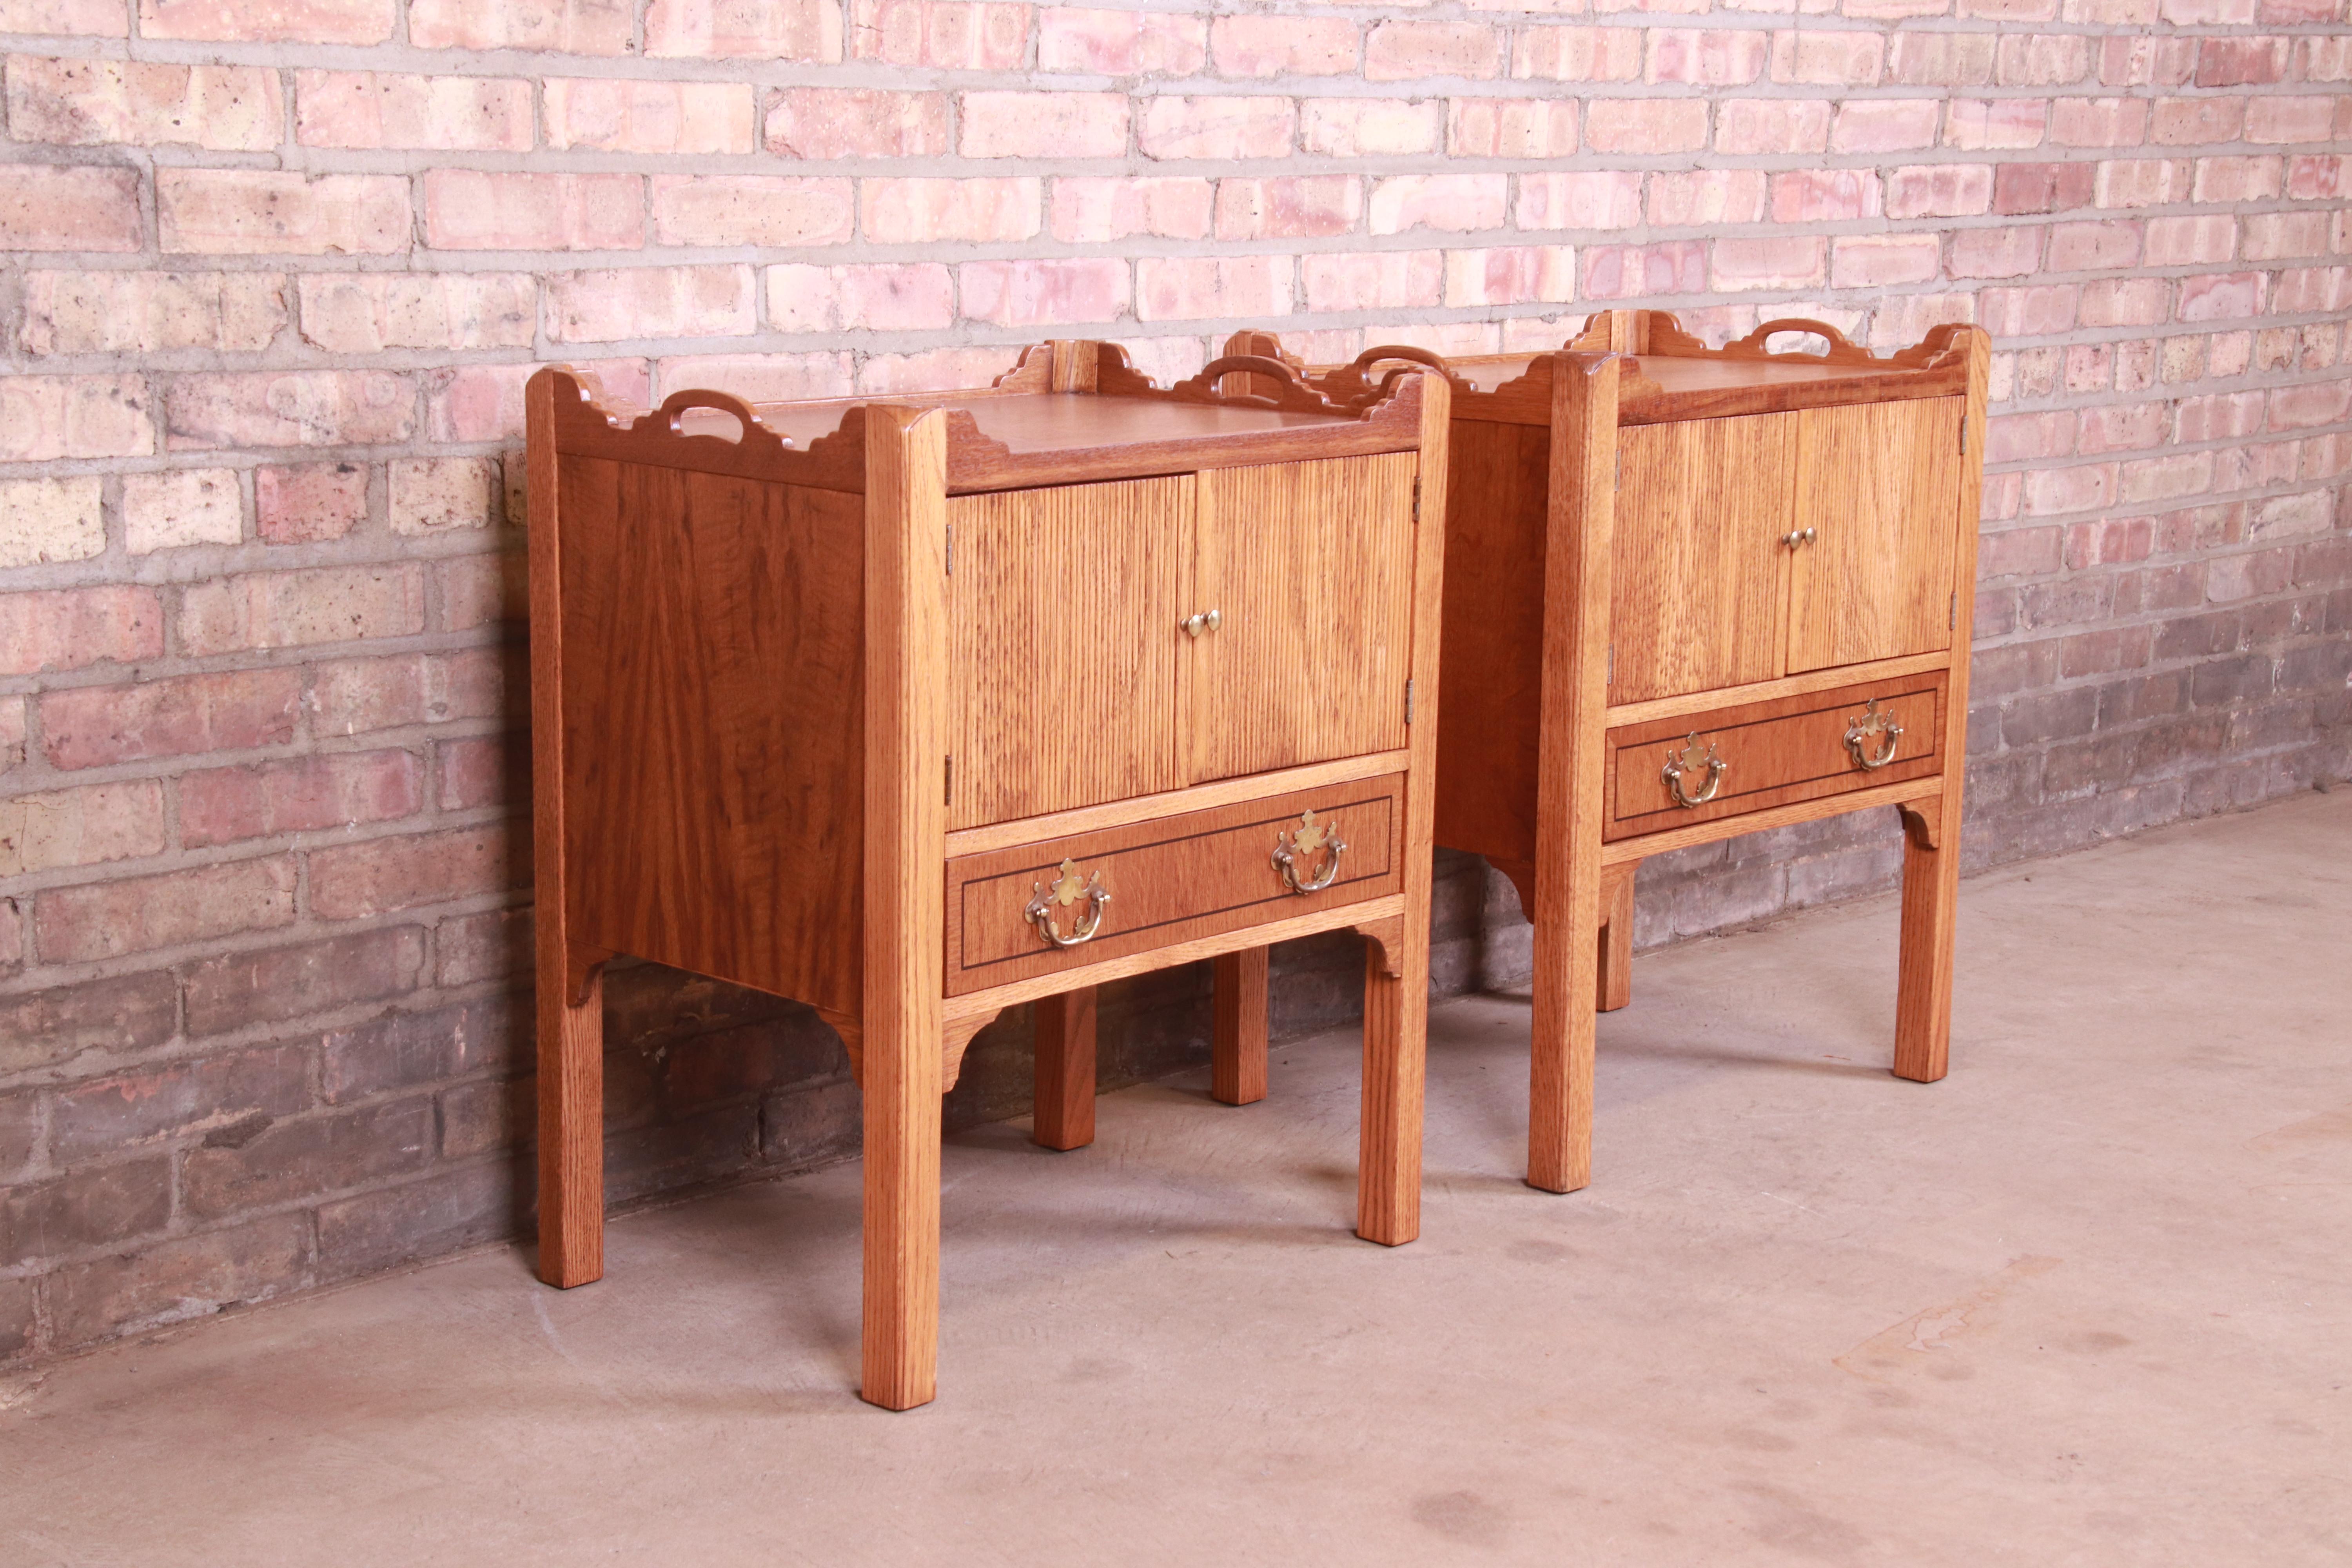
[1781,526,1817,548]
[1181,608,1223,639]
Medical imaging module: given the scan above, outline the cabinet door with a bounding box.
[1181,453,1417,785]
[1611,413,1796,705]
[948,475,1187,829]
[1785,397,1962,673]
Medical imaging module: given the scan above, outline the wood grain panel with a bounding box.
[1181,453,1417,784]
[860,406,951,1413]
[1212,947,1269,1106]
[1032,987,1096,1151]
[946,748,1408,858]
[1601,778,1939,866]
[1785,396,1962,673]
[560,459,864,1016]
[947,475,1185,829]
[1429,417,1550,866]
[1612,413,1795,704]
[1605,672,1946,842]
[946,776,1402,996]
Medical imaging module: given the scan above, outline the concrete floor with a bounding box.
[4,791,2348,1566]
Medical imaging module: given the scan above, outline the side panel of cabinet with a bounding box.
[1611,413,1795,705]
[561,457,865,1014]
[947,475,1186,831]
[1784,396,1962,673]
[1181,452,1417,785]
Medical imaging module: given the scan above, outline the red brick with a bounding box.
[1977,284,2080,336]
[258,463,369,544]
[958,258,1129,327]
[1583,98,1708,154]
[410,0,634,51]
[1369,174,1507,234]
[1993,162,2096,215]
[1139,96,1294,159]
[177,564,427,655]
[1831,235,1943,289]
[296,71,531,150]
[1951,225,2045,278]
[2048,219,2141,271]
[47,1212,309,1348]
[435,737,522,812]
[0,165,142,251]
[1886,164,1992,218]
[1711,235,1827,292]
[546,265,756,341]
[1997,33,2092,85]
[547,79,755,154]
[182,1100,433,1221]
[2177,272,2264,324]
[423,359,646,445]
[7,58,281,151]
[765,87,947,158]
[645,0,841,59]
[1207,176,1356,240]
[423,172,644,251]
[859,346,1025,395]
[0,587,163,676]
[2196,36,2290,86]
[1945,98,2049,150]
[38,855,298,962]
[139,0,392,41]
[1049,178,1214,243]
[1445,97,1572,158]
[1037,7,1206,74]
[50,1044,313,1163]
[323,996,519,1104]
[860,177,1040,243]
[0,971,179,1076]
[1366,20,1501,81]
[1210,13,1356,76]
[765,263,952,332]
[310,825,526,920]
[18,270,286,356]
[1444,247,1575,309]
[180,750,424,848]
[1831,99,1941,152]
[40,670,298,771]
[1301,250,1443,313]
[437,906,530,987]
[1134,256,1291,321]
[2,1158,172,1269]
[0,0,124,33]
[1773,169,1884,223]
[2153,98,2244,147]
[1517,171,1643,230]
[1716,99,1832,155]
[957,92,1128,158]
[0,374,153,461]
[1582,241,1707,300]
[316,1161,512,1284]
[850,0,1027,68]
[311,648,512,736]
[1648,170,1767,227]
[184,926,426,1039]
[158,171,410,256]
[0,779,166,877]
[2052,97,2148,147]
[1512,25,1644,82]
[1889,31,1997,86]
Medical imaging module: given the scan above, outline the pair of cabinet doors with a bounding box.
[1613,396,1965,706]
[949,452,1418,831]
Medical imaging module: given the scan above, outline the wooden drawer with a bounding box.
[1603,673,1946,843]
[945,776,1402,997]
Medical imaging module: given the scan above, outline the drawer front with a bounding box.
[1604,673,1946,843]
[946,776,1403,997]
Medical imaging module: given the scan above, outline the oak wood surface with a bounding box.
[1600,777,1942,865]
[1604,672,1948,842]
[1213,947,1269,1106]
[945,892,1406,1022]
[1526,354,1618,1196]
[1032,987,1097,1151]
[1786,397,1963,673]
[1611,412,1796,705]
[527,371,604,1291]
[944,748,1410,858]
[860,406,950,1413]
[560,460,865,1015]
[1428,416,1552,866]
[947,775,1403,995]
[1182,453,1417,784]
[947,474,1187,829]
[1599,860,1636,1013]
[1602,649,1950,728]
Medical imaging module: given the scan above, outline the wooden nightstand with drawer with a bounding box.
[1225,310,1989,1196]
[525,341,1449,1409]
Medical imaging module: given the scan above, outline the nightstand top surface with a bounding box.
[708,389,1361,453]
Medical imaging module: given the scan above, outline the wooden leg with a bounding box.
[1894,800,1957,1083]
[1356,929,1425,1247]
[1212,946,1269,1106]
[535,946,605,1288]
[1596,860,1636,1013]
[1032,988,1097,1151]
[861,1017,941,1410]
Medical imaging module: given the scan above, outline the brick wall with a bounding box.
[1,0,2345,1368]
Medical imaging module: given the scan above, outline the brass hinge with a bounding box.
[1615,448,1622,491]
[1607,644,1615,684]
[944,755,953,805]
[1949,592,1957,631]
[1412,476,1421,522]
[944,524,954,575]
[1405,678,1416,724]
[1958,416,1967,456]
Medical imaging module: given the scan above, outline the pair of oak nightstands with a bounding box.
[523,309,1990,1409]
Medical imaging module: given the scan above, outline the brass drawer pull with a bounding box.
[1024,858,1109,949]
[1661,734,1728,809]
[1181,608,1222,638]
[1844,698,1904,771]
[1272,808,1347,895]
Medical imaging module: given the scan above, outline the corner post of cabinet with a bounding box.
[526,368,606,1290]
[1357,371,1450,1248]
[860,405,952,1410]
[1526,352,1620,1194]
[1895,327,1990,1085]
